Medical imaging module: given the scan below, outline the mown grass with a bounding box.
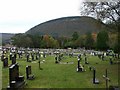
[1,54,119,89]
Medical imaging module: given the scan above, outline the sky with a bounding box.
[0,0,84,33]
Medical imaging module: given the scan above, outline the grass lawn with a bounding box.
[1,54,119,89]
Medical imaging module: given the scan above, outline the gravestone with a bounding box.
[11,55,16,65]
[103,69,110,89]
[93,68,99,84]
[26,53,31,62]
[9,53,12,60]
[38,60,43,70]
[77,58,84,72]
[36,53,38,60]
[3,57,8,68]
[31,54,34,61]
[7,63,26,89]
[26,66,35,80]
[55,56,59,64]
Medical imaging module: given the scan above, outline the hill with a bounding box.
[0,33,15,44]
[26,16,107,37]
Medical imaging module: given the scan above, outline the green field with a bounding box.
[1,54,119,89]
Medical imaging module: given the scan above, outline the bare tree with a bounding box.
[81,1,120,24]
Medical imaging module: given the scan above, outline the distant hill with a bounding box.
[26,16,107,37]
[0,33,15,44]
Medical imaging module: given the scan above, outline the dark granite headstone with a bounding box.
[7,63,26,89]
[55,56,59,63]
[26,65,35,80]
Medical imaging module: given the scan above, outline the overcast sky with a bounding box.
[0,0,84,33]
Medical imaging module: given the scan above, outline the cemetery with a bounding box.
[0,48,119,89]
[0,1,120,89]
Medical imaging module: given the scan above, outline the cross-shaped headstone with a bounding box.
[103,69,110,90]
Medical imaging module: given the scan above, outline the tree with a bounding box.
[81,1,120,23]
[11,34,33,48]
[81,1,120,52]
[85,32,94,49]
[96,30,109,50]
[74,35,86,48]
[41,35,59,48]
[29,34,42,48]
[72,32,79,41]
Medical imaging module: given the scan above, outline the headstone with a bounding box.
[26,53,31,62]
[36,53,38,60]
[38,60,43,70]
[9,53,12,60]
[26,66,35,80]
[103,69,110,89]
[7,63,26,89]
[11,55,16,65]
[55,56,59,64]
[31,54,34,61]
[3,57,8,68]
[77,58,84,72]
[93,68,99,84]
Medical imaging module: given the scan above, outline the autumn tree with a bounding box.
[41,35,59,48]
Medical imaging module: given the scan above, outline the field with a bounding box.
[1,53,119,89]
